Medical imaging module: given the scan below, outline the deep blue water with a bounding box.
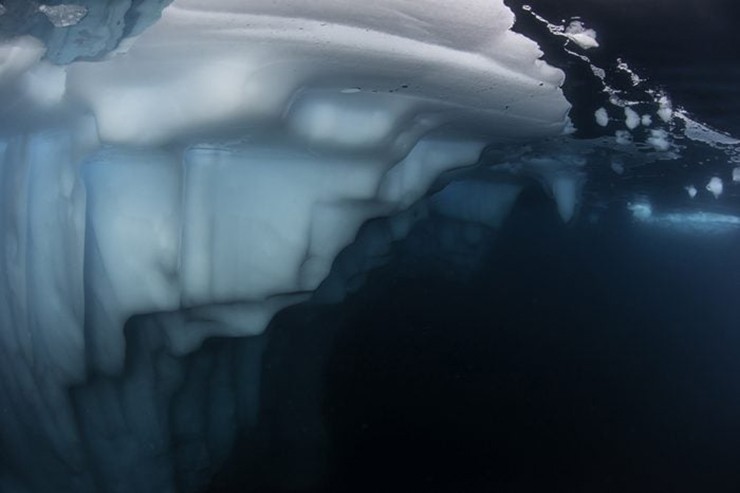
[203,185,740,492]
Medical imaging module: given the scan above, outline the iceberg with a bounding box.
[0,0,737,492]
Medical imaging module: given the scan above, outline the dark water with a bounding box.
[206,186,740,492]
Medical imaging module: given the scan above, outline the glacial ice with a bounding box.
[1,0,736,491]
[0,1,575,491]
[38,4,89,28]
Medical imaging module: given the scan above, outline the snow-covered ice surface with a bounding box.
[0,0,739,492]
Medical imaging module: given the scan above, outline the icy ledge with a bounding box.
[1,0,569,375]
[0,1,569,492]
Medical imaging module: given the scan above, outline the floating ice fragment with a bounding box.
[550,174,581,223]
[624,107,640,130]
[38,4,88,28]
[733,167,740,183]
[615,130,633,145]
[706,177,723,198]
[641,114,652,126]
[647,129,670,151]
[610,159,624,175]
[627,200,653,220]
[565,21,599,49]
[685,185,697,198]
[594,107,609,127]
[657,96,673,122]
[616,59,642,86]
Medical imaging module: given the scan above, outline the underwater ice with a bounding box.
[0,1,576,491]
[1,0,737,491]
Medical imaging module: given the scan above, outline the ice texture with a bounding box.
[595,107,609,127]
[0,1,571,491]
[564,21,599,50]
[38,4,88,27]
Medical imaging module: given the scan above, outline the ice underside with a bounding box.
[0,1,593,491]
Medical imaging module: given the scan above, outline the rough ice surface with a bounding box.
[680,114,740,146]
[0,1,573,492]
[1,0,737,491]
[564,21,599,50]
[38,4,89,27]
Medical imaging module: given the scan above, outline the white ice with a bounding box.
[0,2,572,491]
[564,21,599,50]
[624,107,641,130]
[706,177,724,198]
[38,4,89,28]
[595,107,609,127]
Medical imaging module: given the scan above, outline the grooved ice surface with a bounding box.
[0,1,571,491]
[38,4,88,27]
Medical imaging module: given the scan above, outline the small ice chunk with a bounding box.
[657,96,673,122]
[38,4,88,28]
[610,159,624,175]
[616,59,642,86]
[550,175,580,223]
[647,129,670,151]
[685,185,697,199]
[733,167,740,183]
[594,107,608,127]
[628,200,652,221]
[706,177,723,198]
[624,107,640,130]
[615,130,633,145]
[641,114,652,126]
[565,21,599,49]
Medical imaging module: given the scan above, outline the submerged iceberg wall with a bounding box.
[0,1,572,492]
